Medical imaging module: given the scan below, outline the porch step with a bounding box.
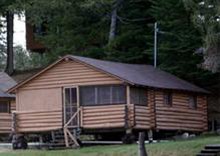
[49,128,81,149]
[52,130,65,142]
[201,149,220,153]
[196,144,220,156]
[205,145,220,150]
[197,153,217,156]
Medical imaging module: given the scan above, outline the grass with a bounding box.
[1,135,220,156]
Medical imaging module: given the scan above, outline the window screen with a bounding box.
[164,91,172,106]
[0,101,10,113]
[80,86,96,105]
[189,95,197,109]
[98,86,111,104]
[80,85,126,106]
[130,87,148,105]
[64,88,78,126]
[112,85,126,104]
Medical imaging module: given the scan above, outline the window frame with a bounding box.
[164,91,173,106]
[189,95,197,109]
[0,101,10,113]
[79,85,126,106]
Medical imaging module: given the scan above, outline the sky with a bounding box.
[14,14,26,48]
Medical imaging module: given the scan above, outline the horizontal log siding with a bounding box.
[11,100,16,112]
[15,109,62,132]
[127,104,134,128]
[81,105,126,129]
[155,91,207,132]
[134,89,155,130]
[20,60,122,90]
[0,113,12,133]
[17,88,62,111]
[0,99,15,133]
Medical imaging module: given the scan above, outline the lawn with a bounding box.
[1,135,220,156]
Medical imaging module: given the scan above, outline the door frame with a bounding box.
[62,86,80,126]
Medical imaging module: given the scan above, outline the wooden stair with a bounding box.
[50,130,66,147]
[197,144,220,156]
[48,128,80,149]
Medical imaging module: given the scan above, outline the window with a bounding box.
[189,95,197,109]
[0,101,10,113]
[80,85,126,106]
[164,91,172,106]
[130,87,148,105]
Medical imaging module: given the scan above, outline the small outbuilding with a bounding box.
[8,55,208,147]
[0,72,17,135]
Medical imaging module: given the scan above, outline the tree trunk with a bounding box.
[108,4,117,43]
[139,132,148,156]
[108,0,123,44]
[5,11,14,75]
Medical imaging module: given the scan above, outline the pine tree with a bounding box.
[148,0,209,83]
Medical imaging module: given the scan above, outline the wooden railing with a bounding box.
[133,105,152,129]
[81,104,127,129]
[80,104,153,130]
[12,104,153,134]
[13,109,63,133]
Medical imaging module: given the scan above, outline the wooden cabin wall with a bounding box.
[155,90,208,132]
[17,60,122,111]
[0,98,15,134]
[15,109,62,132]
[15,59,123,132]
[17,88,62,111]
[11,99,16,112]
[134,89,155,130]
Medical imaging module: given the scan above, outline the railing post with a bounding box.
[124,105,128,128]
[133,104,136,127]
[12,111,16,133]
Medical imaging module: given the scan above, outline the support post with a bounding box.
[76,86,80,128]
[125,85,131,129]
[64,128,69,147]
[138,132,148,156]
[147,130,153,143]
[12,111,16,133]
[211,119,215,132]
[125,105,129,128]
[126,86,130,105]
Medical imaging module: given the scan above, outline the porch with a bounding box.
[12,85,153,147]
[12,104,152,132]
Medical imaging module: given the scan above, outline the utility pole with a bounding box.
[154,22,158,68]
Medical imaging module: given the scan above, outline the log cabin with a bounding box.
[0,72,17,136]
[8,55,208,147]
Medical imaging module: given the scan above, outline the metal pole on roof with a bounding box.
[154,22,158,68]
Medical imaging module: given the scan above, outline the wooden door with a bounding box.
[64,87,78,127]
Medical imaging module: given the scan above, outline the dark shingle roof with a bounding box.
[0,72,17,98]
[70,55,208,93]
[0,89,15,98]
